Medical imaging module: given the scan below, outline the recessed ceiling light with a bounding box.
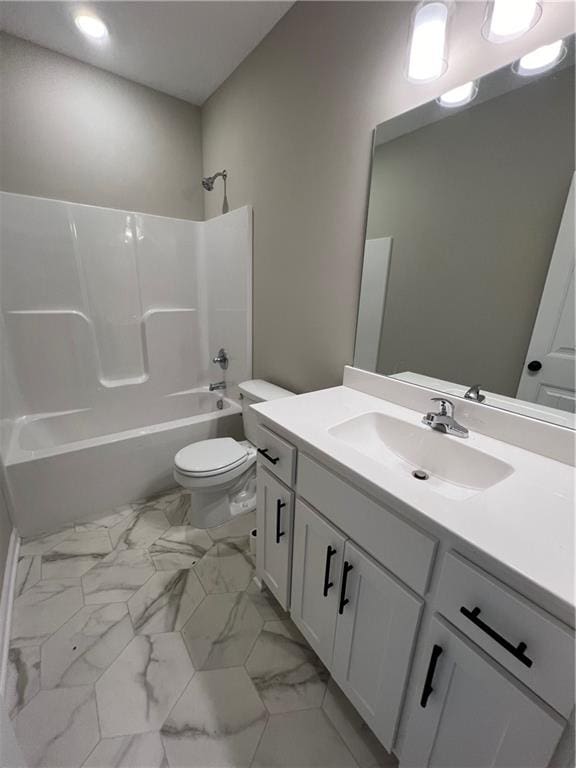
[515,39,566,76]
[74,13,109,40]
[407,2,449,82]
[438,80,478,108]
[483,0,541,43]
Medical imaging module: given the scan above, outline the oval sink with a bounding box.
[328,412,514,498]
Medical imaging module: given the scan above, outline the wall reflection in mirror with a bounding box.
[355,39,575,429]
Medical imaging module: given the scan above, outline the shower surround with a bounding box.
[0,192,252,536]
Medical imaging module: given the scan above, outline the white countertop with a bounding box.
[253,385,575,617]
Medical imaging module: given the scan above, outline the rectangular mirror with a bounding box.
[355,39,575,428]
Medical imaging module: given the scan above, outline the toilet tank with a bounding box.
[238,379,294,445]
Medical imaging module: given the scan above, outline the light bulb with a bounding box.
[438,80,478,108]
[484,0,540,43]
[407,3,449,82]
[74,14,109,40]
[516,40,565,76]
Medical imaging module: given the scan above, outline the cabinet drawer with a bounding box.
[297,454,436,595]
[435,552,574,716]
[256,424,296,487]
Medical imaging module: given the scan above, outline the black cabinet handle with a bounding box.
[527,360,542,372]
[420,644,443,708]
[460,606,532,668]
[258,448,279,465]
[323,546,336,597]
[338,561,354,614]
[275,499,286,544]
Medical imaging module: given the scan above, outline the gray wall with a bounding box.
[368,68,574,397]
[201,1,575,393]
[0,33,204,220]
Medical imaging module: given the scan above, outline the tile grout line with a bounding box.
[247,703,271,768]
[318,705,363,768]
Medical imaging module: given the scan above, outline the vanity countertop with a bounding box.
[252,385,575,619]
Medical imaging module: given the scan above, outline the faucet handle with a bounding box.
[212,348,229,370]
[430,397,454,417]
[464,384,485,402]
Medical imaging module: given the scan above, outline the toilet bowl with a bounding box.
[173,379,293,528]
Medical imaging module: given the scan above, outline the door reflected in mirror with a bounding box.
[355,40,575,428]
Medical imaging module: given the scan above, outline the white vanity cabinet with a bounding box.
[253,414,573,767]
[291,498,423,750]
[256,466,294,610]
[401,617,566,768]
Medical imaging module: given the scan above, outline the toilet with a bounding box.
[173,379,293,528]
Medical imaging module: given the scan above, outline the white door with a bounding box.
[332,540,423,751]
[290,499,346,667]
[517,175,575,412]
[401,618,566,768]
[256,467,294,610]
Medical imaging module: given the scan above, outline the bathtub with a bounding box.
[5,389,243,537]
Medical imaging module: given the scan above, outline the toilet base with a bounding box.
[182,465,257,529]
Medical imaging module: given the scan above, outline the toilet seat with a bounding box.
[174,437,248,477]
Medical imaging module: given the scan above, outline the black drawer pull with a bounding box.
[338,561,354,614]
[323,546,336,597]
[420,644,443,708]
[460,606,533,668]
[275,499,286,544]
[258,448,279,465]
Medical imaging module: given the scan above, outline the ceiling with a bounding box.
[0,1,293,105]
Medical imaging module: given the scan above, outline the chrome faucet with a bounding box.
[422,398,469,438]
[464,384,485,402]
[212,348,229,370]
[209,381,226,392]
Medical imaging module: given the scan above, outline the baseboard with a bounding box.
[0,528,19,697]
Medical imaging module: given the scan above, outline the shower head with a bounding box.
[202,170,227,191]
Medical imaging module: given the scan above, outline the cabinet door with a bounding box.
[256,467,294,610]
[401,617,566,768]
[291,499,346,667]
[332,540,423,751]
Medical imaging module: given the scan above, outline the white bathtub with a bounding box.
[5,389,243,537]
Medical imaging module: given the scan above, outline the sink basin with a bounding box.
[328,412,514,500]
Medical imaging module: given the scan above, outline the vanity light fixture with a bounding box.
[74,13,109,40]
[515,39,566,75]
[407,2,449,82]
[483,0,541,44]
[438,80,478,107]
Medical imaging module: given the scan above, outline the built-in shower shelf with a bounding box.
[6,309,89,318]
[100,374,150,388]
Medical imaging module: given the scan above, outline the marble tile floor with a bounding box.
[7,488,398,768]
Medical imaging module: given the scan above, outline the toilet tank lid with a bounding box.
[238,379,294,403]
